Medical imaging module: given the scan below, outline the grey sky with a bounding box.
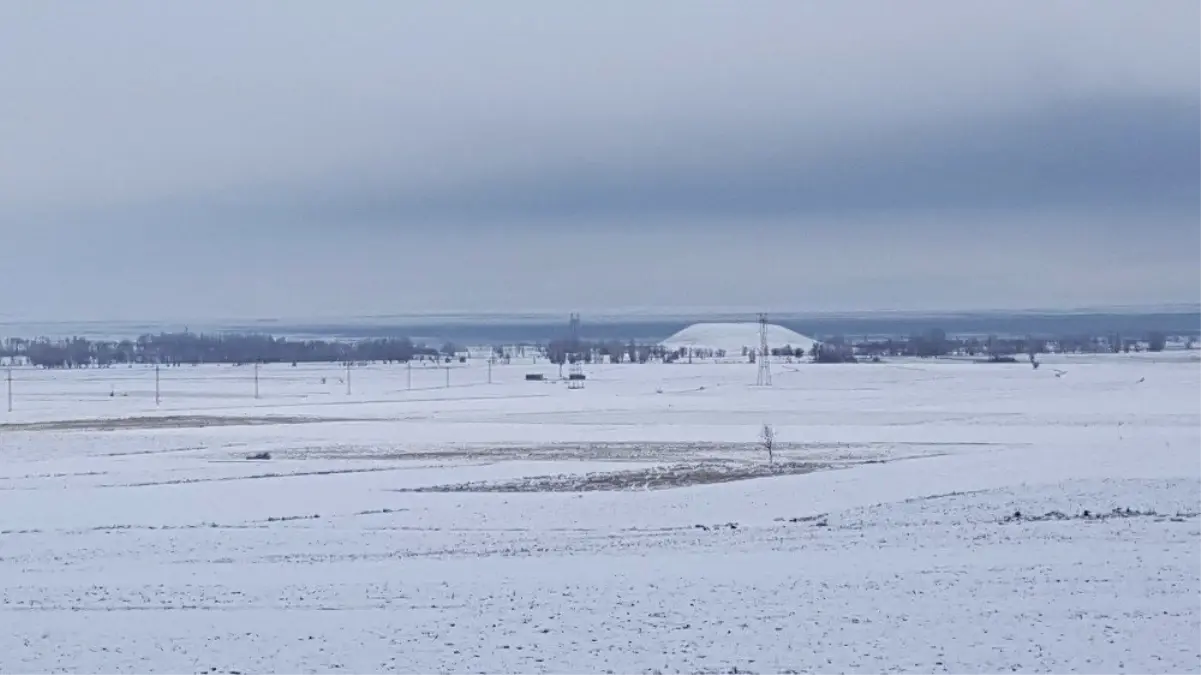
[1,1,1197,321]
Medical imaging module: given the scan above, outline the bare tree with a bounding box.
[760,424,776,464]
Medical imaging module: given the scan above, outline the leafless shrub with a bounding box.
[760,424,775,464]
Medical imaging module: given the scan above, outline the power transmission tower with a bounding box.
[566,312,586,389]
[569,313,581,353]
[756,313,772,387]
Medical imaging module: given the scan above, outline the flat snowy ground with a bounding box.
[0,354,1197,673]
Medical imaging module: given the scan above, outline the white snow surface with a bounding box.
[661,321,819,354]
[0,353,1198,673]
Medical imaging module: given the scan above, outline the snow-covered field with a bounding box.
[0,354,1198,673]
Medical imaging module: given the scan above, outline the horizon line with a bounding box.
[0,302,1197,329]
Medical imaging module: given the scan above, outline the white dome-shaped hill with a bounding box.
[660,322,818,355]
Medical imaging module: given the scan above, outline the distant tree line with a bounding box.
[846,330,1178,359]
[0,333,440,369]
[544,337,666,365]
[1,327,1185,370]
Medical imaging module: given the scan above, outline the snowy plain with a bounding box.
[0,352,1198,673]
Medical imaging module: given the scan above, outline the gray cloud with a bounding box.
[188,94,1195,226]
[0,1,1196,320]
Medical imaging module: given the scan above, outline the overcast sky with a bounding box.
[1,1,1197,322]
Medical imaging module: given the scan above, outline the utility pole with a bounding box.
[346,362,352,395]
[407,360,412,390]
[6,367,11,413]
[444,365,450,388]
[155,364,161,406]
[254,362,260,399]
[487,357,493,384]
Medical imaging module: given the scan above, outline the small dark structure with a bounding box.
[567,373,586,381]
[525,373,545,381]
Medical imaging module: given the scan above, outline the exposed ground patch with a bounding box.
[1001,508,1201,524]
[315,441,831,462]
[298,440,983,463]
[0,415,363,433]
[101,466,408,488]
[395,460,831,493]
